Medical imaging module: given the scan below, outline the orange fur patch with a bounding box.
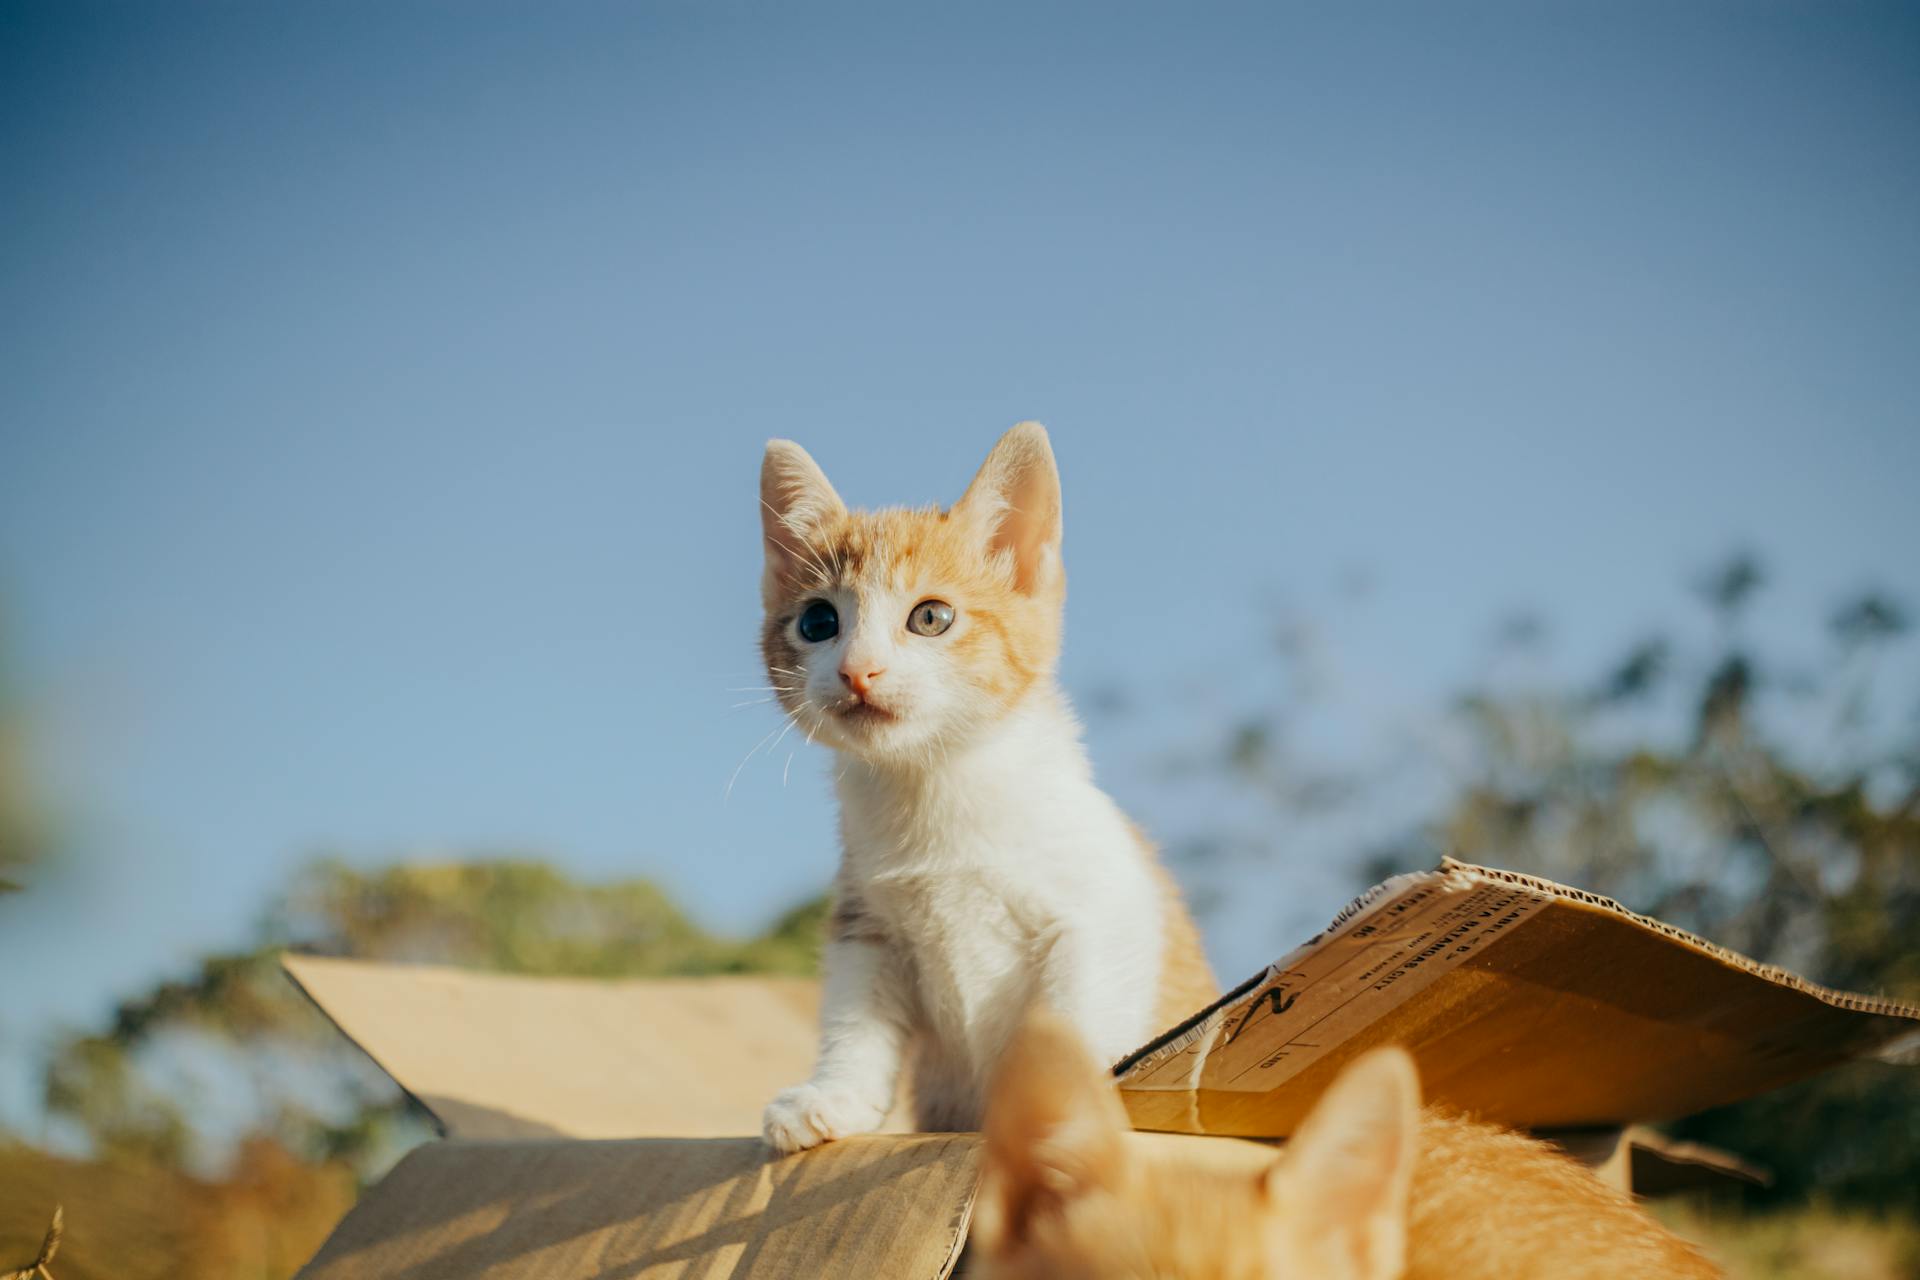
[761,504,1063,722]
[1141,835,1222,1032]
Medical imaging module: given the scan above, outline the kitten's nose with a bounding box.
[839,662,885,697]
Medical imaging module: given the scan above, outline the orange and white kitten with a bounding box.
[757,423,1216,1153]
[974,1015,1724,1280]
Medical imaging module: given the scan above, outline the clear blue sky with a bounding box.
[2,2,1916,1136]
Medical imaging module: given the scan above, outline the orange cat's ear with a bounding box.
[760,440,846,592]
[1267,1048,1419,1280]
[972,1011,1130,1256]
[955,422,1062,595]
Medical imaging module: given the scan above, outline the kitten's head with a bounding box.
[758,423,1065,763]
[972,1013,1419,1280]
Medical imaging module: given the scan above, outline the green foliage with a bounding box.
[43,1037,192,1168]
[721,895,834,976]
[273,858,730,976]
[42,857,826,1175]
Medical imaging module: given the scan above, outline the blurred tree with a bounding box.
[1185,557,1918,1209]
[38,858,826,1177]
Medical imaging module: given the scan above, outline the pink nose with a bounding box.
[839,663,885,696]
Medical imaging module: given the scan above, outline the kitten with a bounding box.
[756,423,1217,1152]
[973,1014,1724,1280]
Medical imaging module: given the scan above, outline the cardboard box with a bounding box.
[1112,859,1919,1134]
[288,859,1917,1278]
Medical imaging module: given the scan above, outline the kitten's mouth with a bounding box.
[833,699,897,725]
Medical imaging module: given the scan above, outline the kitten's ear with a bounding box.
[954,422,1062,595]
[760,440,846,591]
[972,1011,1130,1256]
[1267,1048,1419,1280]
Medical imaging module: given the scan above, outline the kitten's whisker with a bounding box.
[782,750,795,787]
[731,697,777,710]
[724,716,793,801]
[789,531,835,585]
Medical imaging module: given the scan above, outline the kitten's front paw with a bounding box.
[762,1082,887,1154]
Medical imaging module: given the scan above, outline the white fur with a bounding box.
[763,682,1166,1151]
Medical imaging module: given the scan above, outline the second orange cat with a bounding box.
[973,1014,1722,1280]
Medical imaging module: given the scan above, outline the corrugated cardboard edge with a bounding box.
[935,1171,976,1280]
[1438,859,1920,1022]
[1113,857,1920,1081]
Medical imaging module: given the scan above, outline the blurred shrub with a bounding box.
[0,1137,354,1280]
[0,613,50,893]
[1184,556,1918,1212]
[1656,1201,1920,1280]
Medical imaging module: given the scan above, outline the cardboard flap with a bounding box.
[1532,1126,1766,1197]
[282,955,834,1139]
[294,1134,979,1280]
[1624,1126,1771,1195]
[1117,860,1919,1136]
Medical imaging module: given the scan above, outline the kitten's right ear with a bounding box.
[1267,1048,1419,1280]
[760,440,846,592]
[954,422,1062,596]
[972,1011,1131,1257]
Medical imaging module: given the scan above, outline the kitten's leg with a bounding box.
[1035,927,1147,1070]
[762,936,911,1153]
[909,1033,982,1133]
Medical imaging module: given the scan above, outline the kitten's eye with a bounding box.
[797,600,840,643]
[907,599,955,637]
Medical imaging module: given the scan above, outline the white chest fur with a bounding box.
[760,688,1173,1151]
[835,691,1166,1073]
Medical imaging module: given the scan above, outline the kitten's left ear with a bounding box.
[955,422,1062,595]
